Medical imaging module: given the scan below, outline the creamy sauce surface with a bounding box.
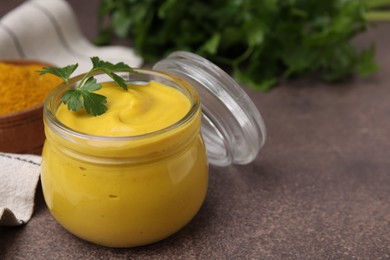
[56,81,191,136]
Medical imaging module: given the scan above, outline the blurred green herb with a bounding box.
[96,0,390,91]
[38,57,134,116]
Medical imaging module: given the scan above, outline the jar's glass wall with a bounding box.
[41,69,209,247]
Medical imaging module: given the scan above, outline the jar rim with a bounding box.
[43,68,201,142]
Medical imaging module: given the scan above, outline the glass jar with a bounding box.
[41,51,266,248]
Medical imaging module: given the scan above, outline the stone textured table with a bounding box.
[1,1,390,259]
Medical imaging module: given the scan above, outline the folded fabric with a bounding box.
[0,153,41,226]
[0,0,142,73]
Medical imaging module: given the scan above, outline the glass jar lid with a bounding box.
[153,51,266,167]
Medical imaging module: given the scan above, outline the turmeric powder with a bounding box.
[0,62,62,115]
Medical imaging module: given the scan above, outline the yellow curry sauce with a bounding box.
[41,80,209,247]
[56,81,191,136]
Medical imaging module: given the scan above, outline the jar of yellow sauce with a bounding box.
[41,51,266,248]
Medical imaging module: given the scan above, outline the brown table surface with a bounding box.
[1,1,390,259]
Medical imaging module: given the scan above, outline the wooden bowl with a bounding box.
[0,104,44,154]
[0,60,56,155]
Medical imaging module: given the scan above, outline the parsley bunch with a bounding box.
[97,0,390,90]
[39,57,134,116]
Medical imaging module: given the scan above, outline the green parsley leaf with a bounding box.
[61,89,83,112]
[96,0,390,90]
[80,92,107,116]
[38,64,78,88]
[39,58,135,116]
[90,56,133,90]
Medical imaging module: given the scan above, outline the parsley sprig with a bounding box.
[39,57,135,116]
[97,0,390,90]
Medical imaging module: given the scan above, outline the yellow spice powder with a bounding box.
[0,62,62,115]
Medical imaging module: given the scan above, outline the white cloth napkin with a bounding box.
[0,153,41,226]
[0,0,143,73]
[0,0,143,226]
